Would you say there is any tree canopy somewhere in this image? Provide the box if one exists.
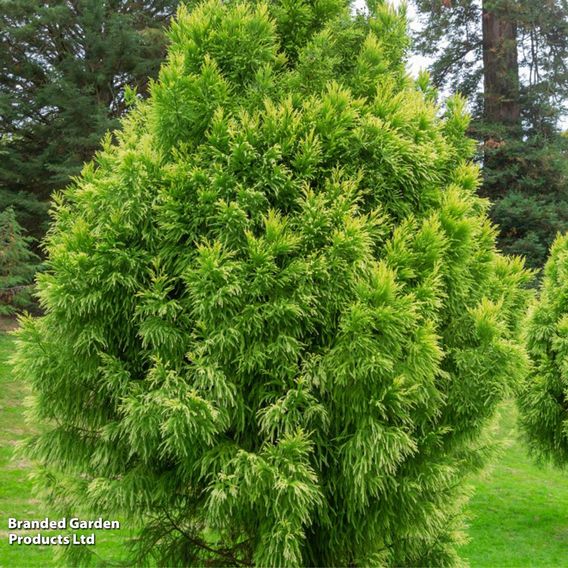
[0,0,180,236]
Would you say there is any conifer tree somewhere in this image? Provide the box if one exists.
[0,207,38,315]
[0,0,181,238]
[13,1,532,565]
[518,233,568,467]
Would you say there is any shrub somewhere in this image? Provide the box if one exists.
[518,233,568,467]
[13,1,532,566]
[0,206,38,315]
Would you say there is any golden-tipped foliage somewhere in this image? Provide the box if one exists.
[519,233,568,467]
[14,1,532,566]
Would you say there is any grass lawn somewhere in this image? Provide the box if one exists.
[0,329,567,567]
[460,403,568,567]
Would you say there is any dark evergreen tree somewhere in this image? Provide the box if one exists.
[0,207,38,315]
[14,1,532,566]
[518,233,568,467]
[411,0,568,270]
[0,0,181,237]
[485,130,568,265]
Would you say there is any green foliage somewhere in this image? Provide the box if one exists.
[13,1,533,566]
[0,207,38,315]
[0,0,181,238]
[518,233,568,467]
[0,187,50,242]
[481,128,568,271]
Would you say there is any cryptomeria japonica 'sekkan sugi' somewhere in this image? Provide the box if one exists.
[13,1,533,566]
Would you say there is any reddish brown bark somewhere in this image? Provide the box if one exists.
[482,0,521,126]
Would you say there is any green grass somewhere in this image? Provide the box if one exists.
[460,403,568,567]
[0,330,567,567]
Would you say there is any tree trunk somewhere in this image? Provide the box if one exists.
[480,0,521,200]
[482,0,520,126]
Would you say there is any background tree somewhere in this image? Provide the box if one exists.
[14,1,532,566]
[0,207,38,315]
[411,0,568,270]
[0,0,181,239]
[518,233,568,467]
